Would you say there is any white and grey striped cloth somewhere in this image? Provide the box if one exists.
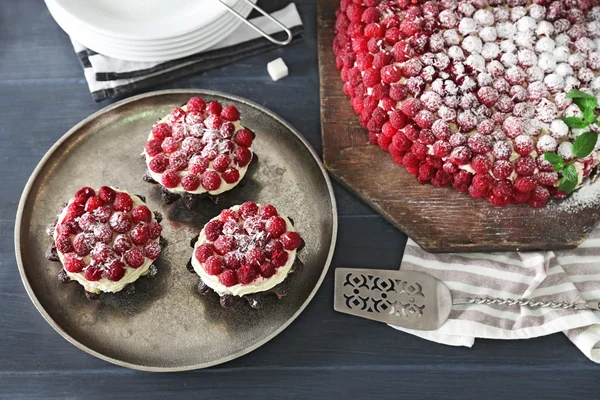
[393,229,600,363]
[70,3,304,102]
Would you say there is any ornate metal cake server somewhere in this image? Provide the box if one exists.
[334,268,600,331]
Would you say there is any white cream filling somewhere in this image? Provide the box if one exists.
[53,188,158,294]
[143,106,252,196]
[191,205,297,297]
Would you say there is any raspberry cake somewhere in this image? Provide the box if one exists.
[188,202,304,308]
[334,0,600,207]
[143,97,254,209]
[46,186,164,299]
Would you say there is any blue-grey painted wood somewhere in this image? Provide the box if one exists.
[0,0,597,399]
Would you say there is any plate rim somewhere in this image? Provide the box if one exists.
[14,89,338,372]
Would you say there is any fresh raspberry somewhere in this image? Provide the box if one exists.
[148,222,162,240]
[72,233,93,256]
[125,248,145,268]
[97,186,116,204]
[74,187,96,204]
[93,224,112,244]
[186,111,204,126]
[152,123,172,140]
[82,197,101,215]
[493,160,514,180]
[265,240,284,258]
[400,98,421,118]
[149,154,169,173]
[55,235,74,253]
[271,250,289,267]
[186,97,206,113]
[92,243,114,265]
[220,209,239,222]
[181,174,201,191]
[171,124,188,140]
[536,172,559,186]
[195,243,215,263]
[162,170,181,188]
[84,266,102,281]
[221,105,240,122]
[216,168,238,186]
[201,256,223,276]
[168,151,189,171]
[214,235,236,255]
[529,185,550,208]
[237,202,257,219]
[131,223,149,246]
[220,122,235,139]
[362,68,381,88]
[237,264,258,285]
[169,107,187,124]
[204,220,224,241]
[188,156,209,175]
[64,254,85,273]
[160,137,180,154]
[346,3,364,22]
[361,6,380,23]
[212,154,230,173]
[128,206,150,224]
[205,114,222,130]
[449,146,472,165]
[223,252,244,270]
[181,137,203,156]
[514,135,534,156]
[113,192,133,212]
[206,101,222,115]
[113,234,133,255]
[105,260,126,281]
[472,154,492,174]
[56,221,79,236]
[472,174,494,192]
[201,170,221,191]
[255,205,276,220]
[514,156,536,176]
[280,231,301,250]
[77,212,96,232]
[266,216,286,238]
[64,203,85,225]
[243,248,265,266]
[260,262,276,278]
[219,269,238,286]
[94,206,112,224]
[145,140,163,156]
[234,147,252,167]
[143,241,161,260]
[515,176,536,193]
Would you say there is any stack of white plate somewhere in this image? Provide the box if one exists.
[45,0,256,62]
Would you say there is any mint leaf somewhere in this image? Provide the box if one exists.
[584,107,597,123]
[558,164,579,194]
[574,97,598,114]
[553,162,565,172]
[563,117,589,129]
[566,89,597,101]
[544,153,562,165]
[573,131,598,159]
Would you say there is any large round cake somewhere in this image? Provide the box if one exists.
[334,0,600,207]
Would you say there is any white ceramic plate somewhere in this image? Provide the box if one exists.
[47,0,255,61]
[48,0,241,40]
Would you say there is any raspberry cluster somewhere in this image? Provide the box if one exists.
[53,186,162,284]
[194,202,302,289]
[144,97,253,194]
[334,0,600,207]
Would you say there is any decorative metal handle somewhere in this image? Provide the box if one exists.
[217,0,293,46]
[453,297,600,310]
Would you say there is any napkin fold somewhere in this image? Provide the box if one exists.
[392,227,600,363]
[70,3,304,102]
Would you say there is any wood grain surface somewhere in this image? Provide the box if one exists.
[317,0,600,253]
[0,0,598,399]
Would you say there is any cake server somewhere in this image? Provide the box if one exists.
[334,268,600,331]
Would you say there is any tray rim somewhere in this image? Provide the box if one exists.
[14,88,338,372]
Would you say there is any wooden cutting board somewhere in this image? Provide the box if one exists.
[317,0,600,253]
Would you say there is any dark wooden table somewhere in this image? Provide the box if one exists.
[0,1,597,398]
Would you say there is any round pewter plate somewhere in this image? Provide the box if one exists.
[15,89,337,371]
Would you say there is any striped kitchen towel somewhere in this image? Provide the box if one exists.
[69,3,304,102]
[392,227,600,363]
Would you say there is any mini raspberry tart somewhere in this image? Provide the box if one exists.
[143,97,254,209]
[334,0,600,207]
[188,202,304,308]
[46,186,164,299]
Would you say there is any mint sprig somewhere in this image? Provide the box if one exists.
[544,89,599,194]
